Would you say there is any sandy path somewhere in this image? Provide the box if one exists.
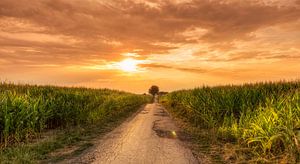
[67,103,198,164]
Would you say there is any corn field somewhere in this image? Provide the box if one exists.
[0,82,150,147]
[162,81,300,162]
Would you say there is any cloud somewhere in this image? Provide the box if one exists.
[1,0,300,92]
[140,63,208,74]
[1,0,299,59]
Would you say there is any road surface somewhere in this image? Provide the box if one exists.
[69,102,198,164]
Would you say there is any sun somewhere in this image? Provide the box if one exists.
[118,58,140,72]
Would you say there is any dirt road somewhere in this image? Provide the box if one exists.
[69,102,198,164]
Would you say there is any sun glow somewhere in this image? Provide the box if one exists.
[118,58,140,72]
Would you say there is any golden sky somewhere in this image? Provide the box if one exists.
[0,0,300,93]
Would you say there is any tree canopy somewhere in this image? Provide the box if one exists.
[148,85,159,96]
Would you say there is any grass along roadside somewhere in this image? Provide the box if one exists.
[0,83,150,163]
[163,105,253,163]
[0,83,149,146]
[161,102,227,163]
[0,104,147,163]
[161,81,300,163]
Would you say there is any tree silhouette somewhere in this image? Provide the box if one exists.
[148,85,159,98]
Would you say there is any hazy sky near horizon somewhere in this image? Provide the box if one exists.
[1,0,300,93]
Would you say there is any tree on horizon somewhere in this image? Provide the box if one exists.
[148,85,159,102]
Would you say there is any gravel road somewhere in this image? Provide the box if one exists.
[67,102,198,164]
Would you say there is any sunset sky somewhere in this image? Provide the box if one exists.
[1,0,300,93]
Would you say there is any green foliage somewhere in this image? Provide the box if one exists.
[162,81,300,161]
[0,82,150,147]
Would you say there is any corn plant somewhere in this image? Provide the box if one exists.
[162,81,300,161]
[0,82,150,147]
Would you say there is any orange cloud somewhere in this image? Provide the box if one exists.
[0,0,300,92]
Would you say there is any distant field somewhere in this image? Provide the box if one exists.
[162,81,300,163]
[0,83,150,147]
